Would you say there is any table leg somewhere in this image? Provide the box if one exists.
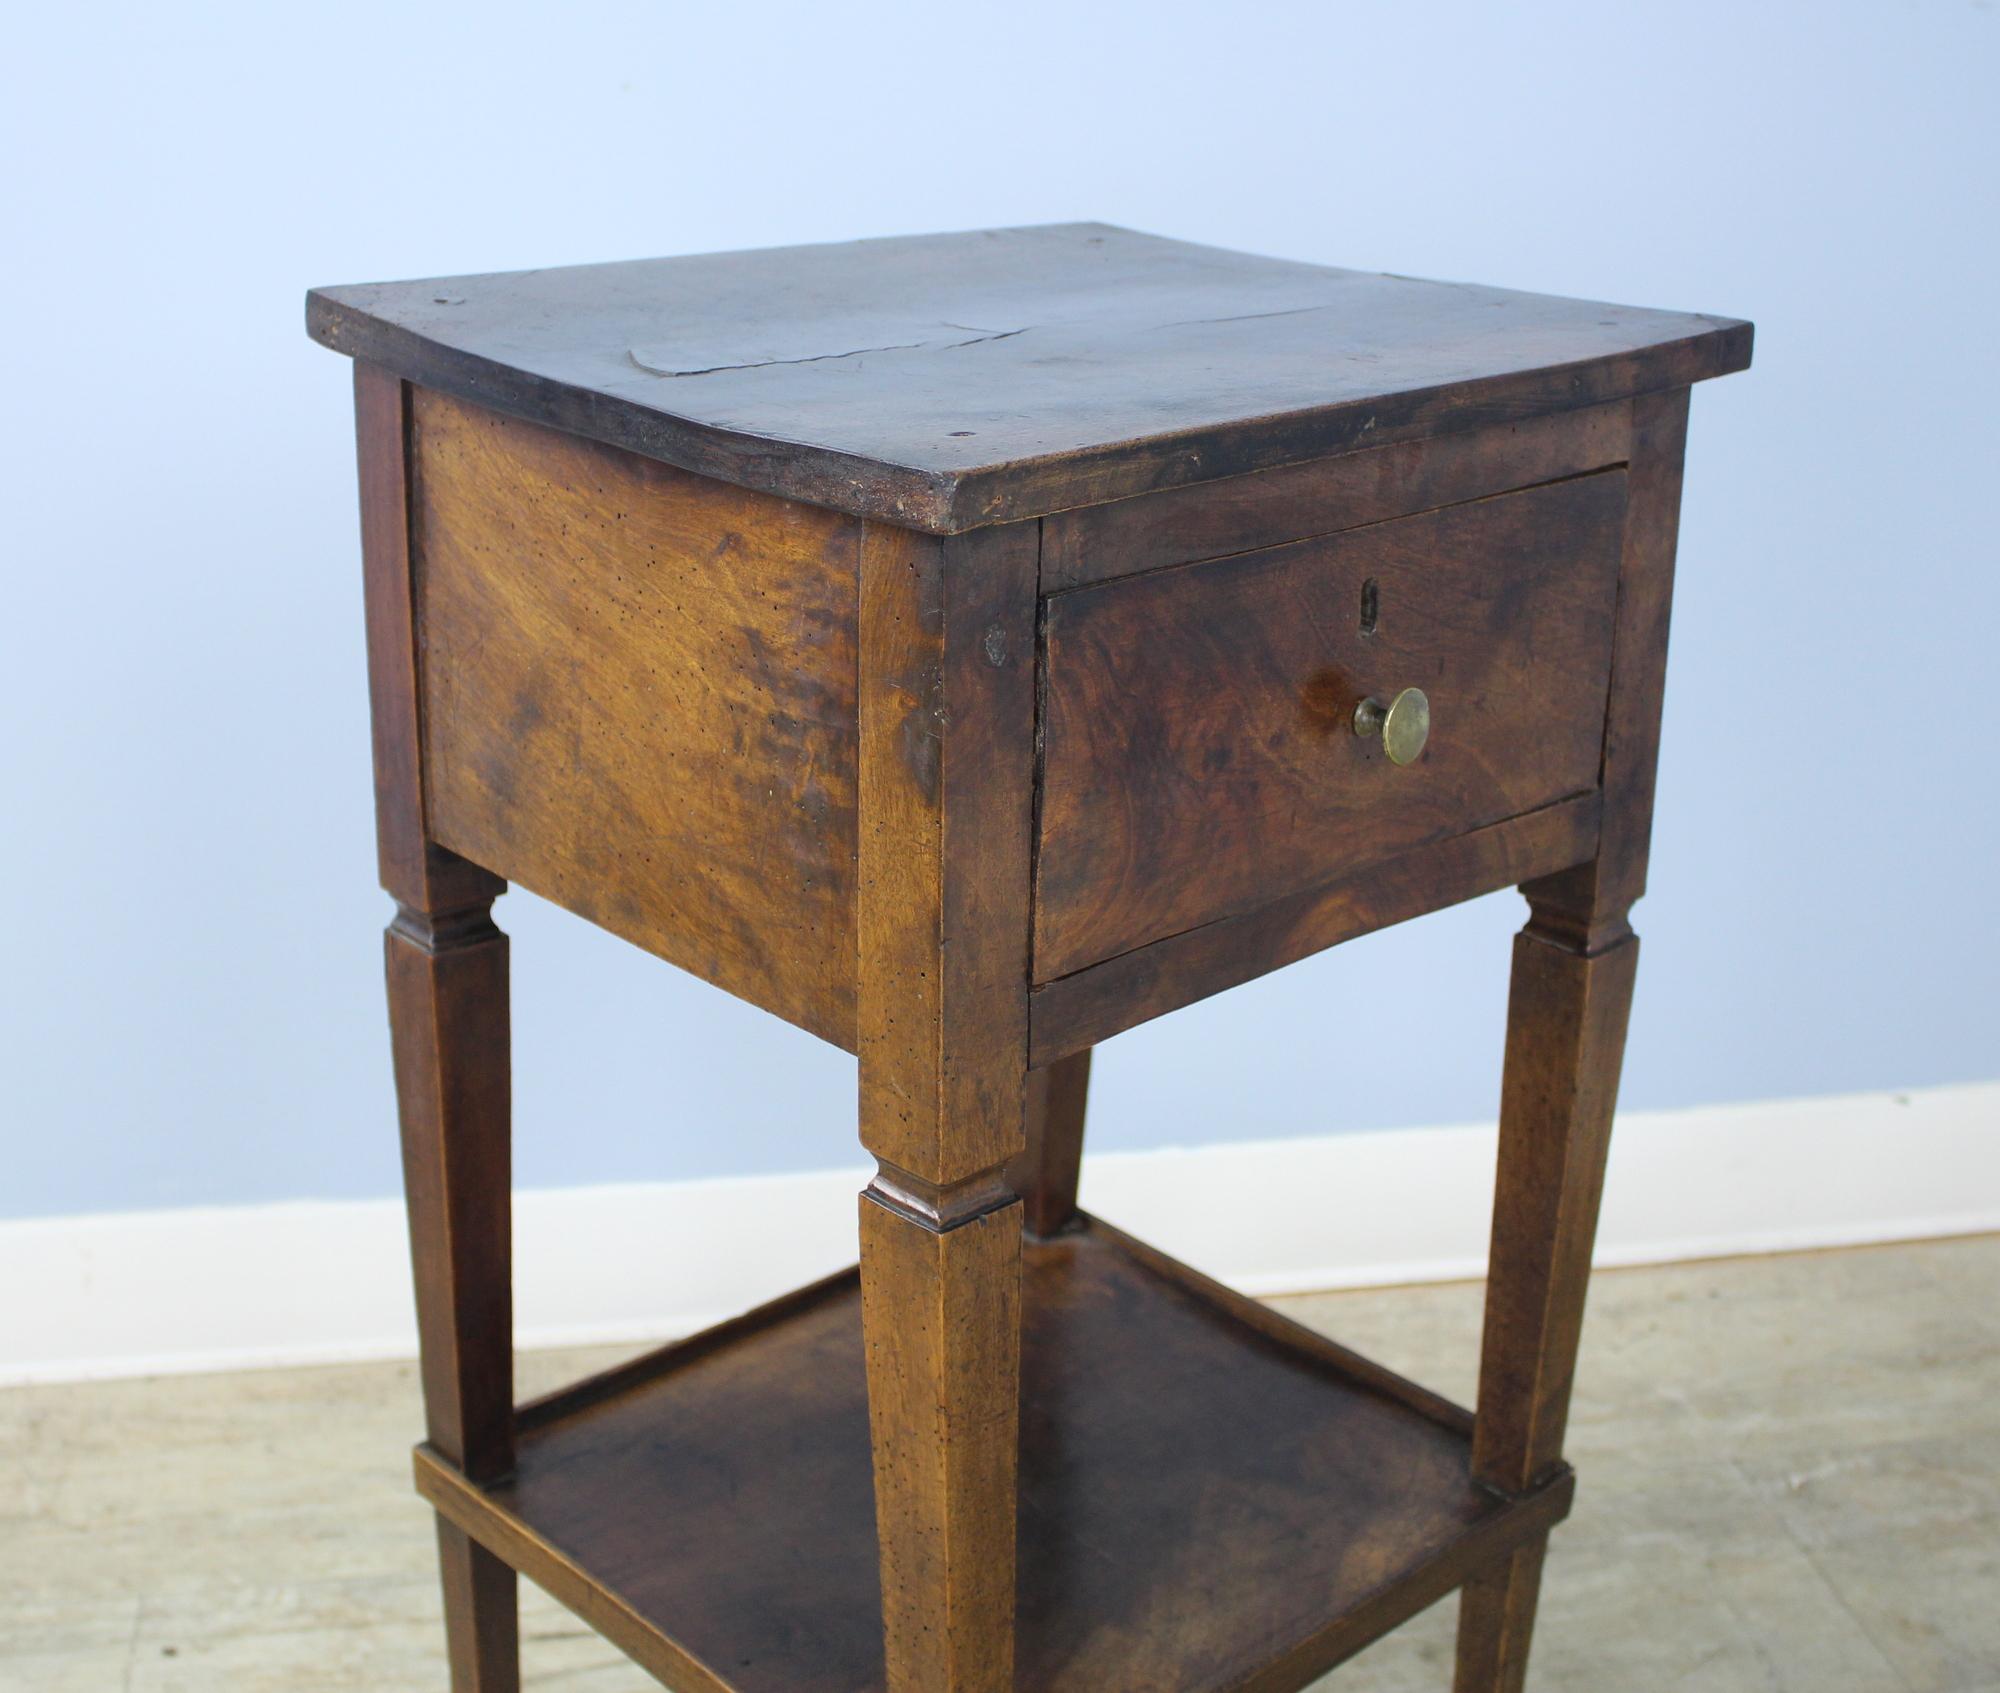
[387,899,518,1691]
[855,518,1039,1692]
[1456,1537,1550,1693]
[1007,1049,1093,1237]
[436,1516,519,1692]
[861,1176,1022,1693]
[1457,386,1688,1689]
[357,361,519,1691]
[1454,887,1638,1693]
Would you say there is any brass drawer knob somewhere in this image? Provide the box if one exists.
[1353,687,1431,766]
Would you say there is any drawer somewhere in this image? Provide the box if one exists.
[1033,471,1628,980]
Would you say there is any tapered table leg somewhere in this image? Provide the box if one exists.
[1007,1050,1093,1238]
[436,1516,520,1692]
[856,519,1038,1691]
[358,361,519,1691]
[1457,387,1690,1690]
[860,1178,1022,1693]
[1456,1537,1550,1693]
[387,899,519,1692]
[1454,891,1638,1693]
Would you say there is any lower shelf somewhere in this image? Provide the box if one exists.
[417,1216,1570,1693]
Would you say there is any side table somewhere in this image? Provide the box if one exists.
[307,224,1750,1693]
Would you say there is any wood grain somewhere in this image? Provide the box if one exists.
[1035,473,1627,980]
[308,224,1749,532]
[412,387,861,1048]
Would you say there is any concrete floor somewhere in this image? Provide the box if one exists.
[3,1235,1995,1691]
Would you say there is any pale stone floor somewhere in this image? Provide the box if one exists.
[3,1236,1996,1691]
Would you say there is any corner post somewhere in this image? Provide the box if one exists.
[355,362,520,1692]
[1456,389,1691,1693]
[856,517,1040,1693]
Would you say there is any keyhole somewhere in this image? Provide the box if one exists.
[1360,577,1380,636]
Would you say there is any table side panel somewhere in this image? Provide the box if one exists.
[1033,473,1629,982]
[411,389,861,1048]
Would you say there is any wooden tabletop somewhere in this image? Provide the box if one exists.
[308,223,1749,532]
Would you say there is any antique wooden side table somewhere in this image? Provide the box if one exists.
[307,225,1750,1693]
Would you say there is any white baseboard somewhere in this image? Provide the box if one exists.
[3,1082,1994,1385]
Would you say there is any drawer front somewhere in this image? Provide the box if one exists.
[1034,472,1628,980]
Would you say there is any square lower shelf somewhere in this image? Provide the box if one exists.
[416,1217,1571,1693]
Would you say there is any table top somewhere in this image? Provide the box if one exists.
[308,223,1749,533]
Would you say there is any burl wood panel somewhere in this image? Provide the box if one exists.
[1034,473,1628,981]
[410,388,861,1048]
[1028,795,1602,1066]
[418,1221,1571,1693]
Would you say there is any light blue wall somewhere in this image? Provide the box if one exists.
[2,0,1994,1220]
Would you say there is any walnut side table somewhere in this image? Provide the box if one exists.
[307,225,1750,1693]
